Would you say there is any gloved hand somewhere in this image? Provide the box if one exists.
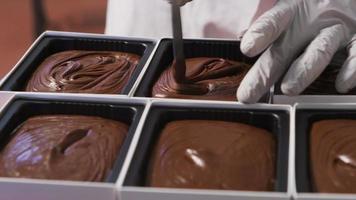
[166,0,192,6]
[237,0,356,103]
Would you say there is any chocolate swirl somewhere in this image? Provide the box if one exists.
[310,120,356,193]
[147,120,276,191]
[26,50,140,94]
[0,115,128,182]
[152,58,251,101]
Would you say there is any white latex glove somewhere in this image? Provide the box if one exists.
[166,0,192,6]
[237,0,356,103]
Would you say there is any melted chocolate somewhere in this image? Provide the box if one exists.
[26,50,140,94]
[0,115,128,182]
[147,120,276,191]
[311,120,356,193]
[152,58,251,101]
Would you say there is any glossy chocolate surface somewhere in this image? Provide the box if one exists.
[311,120,356,193]
[0,115,128,182]
[26,50,140,94]
[147,120,276,191]
[152,58,250,101]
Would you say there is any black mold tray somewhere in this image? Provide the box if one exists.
[124,103,289,192]
[295,108,356,192]
[0,33,155,95]
[134,38,268,102]
[0,96,145,183]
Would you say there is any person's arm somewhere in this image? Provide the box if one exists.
[238,0,356,103]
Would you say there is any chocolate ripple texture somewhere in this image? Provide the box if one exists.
[310,120,356,193]
[147,120,276,191]
[0,115,128,182]
[152,57,251,101]
[25,50,140,94]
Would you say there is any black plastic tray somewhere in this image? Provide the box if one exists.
[0,97,145,183]
[0,34,155,94]
[295,108,356,192]
[124,104,289,192]
[134,38,268,102]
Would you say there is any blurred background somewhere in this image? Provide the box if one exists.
[0,0,107,78]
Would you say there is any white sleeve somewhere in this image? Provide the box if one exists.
[105,0,276,39]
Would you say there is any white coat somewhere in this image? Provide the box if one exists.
[105,0,276,39]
